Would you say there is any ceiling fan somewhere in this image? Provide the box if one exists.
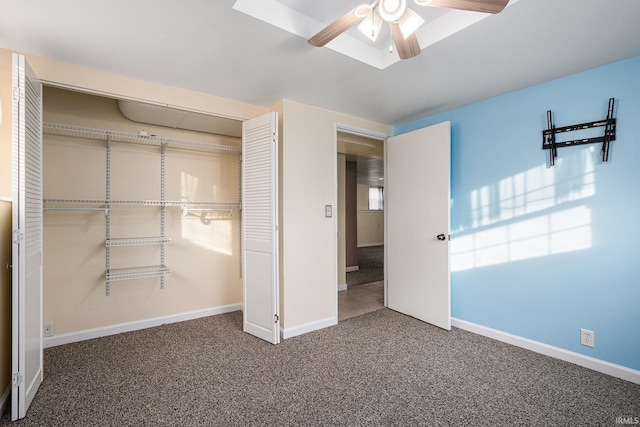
[308,0,509,60]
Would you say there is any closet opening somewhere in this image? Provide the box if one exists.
[41,86,245,346]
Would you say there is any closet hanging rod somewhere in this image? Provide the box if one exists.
[182,207,233,218]
[44,207,109,216]
[183,208,233,213]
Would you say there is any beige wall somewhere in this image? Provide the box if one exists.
[357,184,384,247]
[2,48,393,342]
[0,50,13,199]
[0,201,11,402]
[0,50,13,406]
[278,99,391,331]
[25,54,266,122]
[42,87,242,335]
[0,48,265,338]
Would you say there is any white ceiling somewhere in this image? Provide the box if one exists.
[1,0,640,126]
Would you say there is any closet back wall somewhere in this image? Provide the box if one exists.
[43,87,242,338]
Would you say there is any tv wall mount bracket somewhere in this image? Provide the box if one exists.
[542,97,616,166]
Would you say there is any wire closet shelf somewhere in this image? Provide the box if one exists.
[43,122,242,154]
[42,121,242,294]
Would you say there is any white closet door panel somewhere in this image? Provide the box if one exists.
[11,53,43,421]
[242,112,280,344]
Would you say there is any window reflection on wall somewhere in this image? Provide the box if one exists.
[452,146,596,272]
[180,172,233,255]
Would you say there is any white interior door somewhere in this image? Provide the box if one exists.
[385,121,451,330]
[242,112,280,344]
[11,53,44,420]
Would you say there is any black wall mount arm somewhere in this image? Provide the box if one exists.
[542,98,616,166]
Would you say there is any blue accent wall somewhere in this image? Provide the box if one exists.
[396,56,640,371]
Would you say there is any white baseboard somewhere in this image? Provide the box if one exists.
[281,316,338,340]
[44,304,242,348]
[451,318,640,385]
[338,283,348,291]
[357,243,384,248]
[346,266,359,272]
[0,384,9,417]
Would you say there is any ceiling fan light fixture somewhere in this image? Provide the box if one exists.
[413,0,433,5]
[397,7,425,39]
[353,3,373,18]
[378,0,407,22]
[357,10,384,42]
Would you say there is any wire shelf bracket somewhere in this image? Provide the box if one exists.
[542,98,616,167]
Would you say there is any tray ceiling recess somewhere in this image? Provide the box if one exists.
[232,0,520,69]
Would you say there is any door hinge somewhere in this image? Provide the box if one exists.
[13,229,24,245]
[12,86,23,103]
[274,314,279,323]
[12,371,23,388]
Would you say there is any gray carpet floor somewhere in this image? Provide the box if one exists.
[2,309,639,426]
[347,246,384,286]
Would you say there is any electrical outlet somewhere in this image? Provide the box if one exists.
[580,328,594,348]
[43,322,54,338]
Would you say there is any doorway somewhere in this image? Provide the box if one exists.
[336,131,386,321]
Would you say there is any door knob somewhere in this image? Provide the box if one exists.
[436,234,446,241]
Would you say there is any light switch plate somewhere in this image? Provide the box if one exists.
[325,205,332,218]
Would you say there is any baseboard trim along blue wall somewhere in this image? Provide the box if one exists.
[396,55,640,372]
[452,318,639,385]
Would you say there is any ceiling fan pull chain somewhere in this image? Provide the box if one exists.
[371,8,376,37]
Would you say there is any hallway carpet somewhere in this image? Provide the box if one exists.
[347,245,384,286]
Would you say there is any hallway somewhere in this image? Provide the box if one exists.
[339,245,385,321]
[338,281,384,321]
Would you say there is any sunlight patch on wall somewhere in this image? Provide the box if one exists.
[452,147,596,272]
[469,147,595,229]
[452,206,591,271]
[180,172,232,255]
[181,217,233,256]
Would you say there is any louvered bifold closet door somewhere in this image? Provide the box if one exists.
[11,53,44,420]
[242,112,280,344]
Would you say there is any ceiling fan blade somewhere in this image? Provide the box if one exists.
[389,22,421,60]
[308,8,367,47]
[426,0,509,14]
